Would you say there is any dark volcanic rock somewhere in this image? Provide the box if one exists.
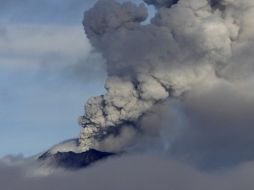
[38,149,115,169]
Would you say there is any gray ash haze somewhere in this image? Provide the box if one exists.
[79,0,254,169]
[2,0,254,189]
[2,154,254,190]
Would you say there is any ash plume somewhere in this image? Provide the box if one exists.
[78,0,254,166]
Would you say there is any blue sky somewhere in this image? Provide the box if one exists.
[0,0,155,157]
[0,0,103,157]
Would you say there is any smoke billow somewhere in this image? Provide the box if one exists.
[78,0,254,167]
[3,154,254,190]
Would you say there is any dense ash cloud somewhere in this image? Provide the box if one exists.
[2,154,254,190]
[77,0,254,170]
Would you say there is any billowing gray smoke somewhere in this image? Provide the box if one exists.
[78,0,254,158]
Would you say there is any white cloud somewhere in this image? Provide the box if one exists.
[0,24,92,63]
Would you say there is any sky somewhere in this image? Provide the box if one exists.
[0,0,155,157]
[0,0,103,157]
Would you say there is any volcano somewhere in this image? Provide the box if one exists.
[38,139,115,169]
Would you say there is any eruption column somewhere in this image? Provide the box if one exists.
[78,0,251,152]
